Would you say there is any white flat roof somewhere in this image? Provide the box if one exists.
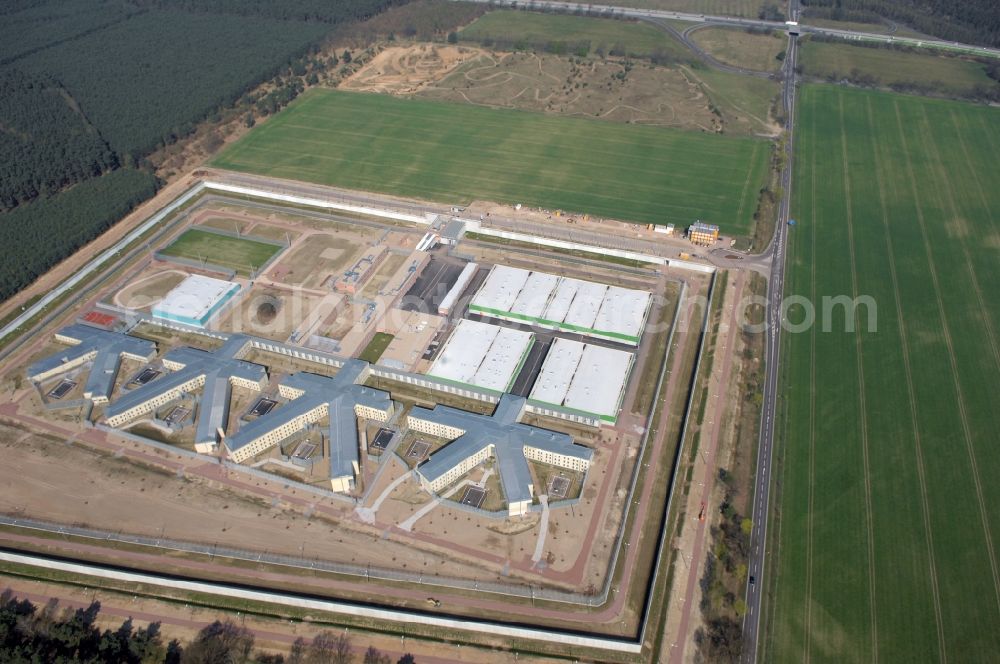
[473,327,533,391]
[152,274,238,324]
[470,265,530,313]
[530,338,634,421]
[593,286,652,339]
[529,337,584,405]
[563,281,607,331]
[543,278,579,325]
[429,319,533,392]
[428,319,499,385]
[510,271,559,319]
[468,265,651,343]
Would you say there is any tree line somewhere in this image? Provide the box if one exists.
[0,590,418,663]
[801,0,1000,48]
[131,0,409,25]
[803,34,1000,102]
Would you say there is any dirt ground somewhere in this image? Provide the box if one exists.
[113,269,188,311]
[346,44,722,133]
[342,44,484,94]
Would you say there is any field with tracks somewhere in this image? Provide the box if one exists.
[766,85,1000,662]
[212,89,768,233]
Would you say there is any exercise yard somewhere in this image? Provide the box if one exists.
[159,228,283,277]
[212,89,769,234]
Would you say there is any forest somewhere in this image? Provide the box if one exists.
[0,0,404,304]
[0,169,157,301]
[0,68,119,208]
[801,0,1000,48]
[0,589,417,663]
[132,0,409,24]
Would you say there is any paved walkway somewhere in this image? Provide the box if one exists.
[355,466,412,525]
[531,495,550,566]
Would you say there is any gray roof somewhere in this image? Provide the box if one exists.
[441,219,466,241]
[105,335,266,445]
[414,394,591,506]
[225,360,390,479]
[28,324,156,401]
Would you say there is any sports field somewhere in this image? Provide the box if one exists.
[766,85,1000,662]
[212,89,770,234]
[160,228,282,276]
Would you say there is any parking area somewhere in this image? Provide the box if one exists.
[401,256,468,313]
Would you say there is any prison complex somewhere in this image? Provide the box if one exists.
[411,394,592,516]
[468,265,651,345]
[224,360,392,492]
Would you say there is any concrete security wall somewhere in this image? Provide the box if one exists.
[204,182,432,226]
[465,221,667,266]
[0,549,640,653]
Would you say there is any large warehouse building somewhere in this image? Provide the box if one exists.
[152,274,241,328]
[529,338,635,424]
[467,265,651,345]
[427,319,533,393]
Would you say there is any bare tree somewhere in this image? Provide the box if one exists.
[363,645,390,664]
[305,631,352,664]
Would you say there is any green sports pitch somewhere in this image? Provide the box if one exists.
[765,85,1000,663]
[159,228,282,276]
[211,89,769,235]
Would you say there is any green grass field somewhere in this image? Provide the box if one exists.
[459,11,692,60]
[800,40,995,95]
[159,228,282,276]
[358,332,394,364]
[766,85,1000,662]
[689,26,786,72]
[212,89,769,234]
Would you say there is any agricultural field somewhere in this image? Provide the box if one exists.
[159,229,283,276]
[458,11,693,61]
[798,40,997,96]
[213,89,770,233]
[689,26,786,72]
[766,85,1000,662]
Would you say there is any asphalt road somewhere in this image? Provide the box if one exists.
[455,0,1000,58]
[740,13,799,663]
[642,17,775,79]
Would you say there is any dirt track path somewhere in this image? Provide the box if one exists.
[666,270,746,663]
